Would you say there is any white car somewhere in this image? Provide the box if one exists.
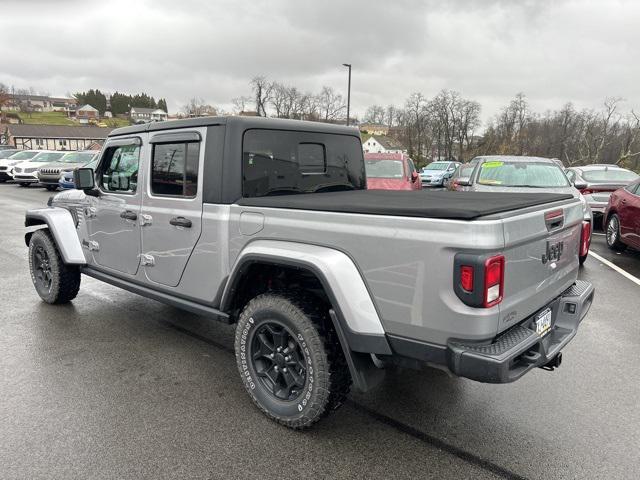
[12,151,67,186]
[0,150,40,182]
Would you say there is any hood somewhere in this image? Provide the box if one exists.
[0,158,25,167]
[367,177,413,190]
[38,161,80,172]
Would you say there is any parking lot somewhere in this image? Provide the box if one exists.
[1,183,638,480]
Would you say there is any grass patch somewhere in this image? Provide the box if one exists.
[18,111,76,125]
[17,111,131,127]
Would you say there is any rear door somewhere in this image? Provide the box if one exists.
[140,129,205,287]
[86,136,144,275]
[620,182,640,247]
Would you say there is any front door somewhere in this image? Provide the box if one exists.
[621,183,640,248]
[85,137,144,275]
[140,130,204,287]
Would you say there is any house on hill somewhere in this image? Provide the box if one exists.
[362,135,406,154]
[130,107,168,123]
[76,104,99,123]
[1,124,112,151]
[359,123,389,136]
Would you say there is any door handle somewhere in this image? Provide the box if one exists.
[169,216,192,228]
[120,210,138,221]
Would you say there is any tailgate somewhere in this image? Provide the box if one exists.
[497,199,583,335]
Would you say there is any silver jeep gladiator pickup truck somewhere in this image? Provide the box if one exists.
[25,116,594,429]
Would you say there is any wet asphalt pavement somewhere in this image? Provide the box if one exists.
[1,184,639,480]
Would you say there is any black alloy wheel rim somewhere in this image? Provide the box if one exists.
[251,322,307,401]
[607,216,618,246]
[33,245,53,292]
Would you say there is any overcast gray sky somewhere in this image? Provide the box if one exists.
[1,0,639,123]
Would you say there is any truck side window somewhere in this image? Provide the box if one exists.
[101,144,140,193]
[151,142,199,197]
[242,129,365,197]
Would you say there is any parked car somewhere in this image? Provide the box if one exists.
[0,148,19,159]
[565,165,639,222]
[25,116,593,429]
[0,145,16,150]
[456,156,593,264]
[37,151,98,191]
[420,160,460,187]
[59,156,99,189]
[12,151,66,186]
[448,162,478,191]
[364,152,421,190]
[0,150,40,182]
[604,179,640,251]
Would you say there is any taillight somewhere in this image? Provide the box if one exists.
[460,265,474,292]
[484,255,505,308]
[580,221,591,257]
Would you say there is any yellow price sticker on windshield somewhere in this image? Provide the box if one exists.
[482,161,503,169]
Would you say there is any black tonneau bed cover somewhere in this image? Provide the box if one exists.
[237,190,574,220]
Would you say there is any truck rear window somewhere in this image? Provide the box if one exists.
[242,129,365,197]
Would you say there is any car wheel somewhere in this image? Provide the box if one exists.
[28,229,81,304]
[19,182,30,187]
[45,185,58,191]
[605,214,626,251]
[234,292,351,429]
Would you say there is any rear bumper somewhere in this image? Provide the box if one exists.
[447,280,594,383]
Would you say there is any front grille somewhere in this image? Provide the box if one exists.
[0,166,6,171]
[14,167,22,173]
[40,168,61,175]
[25,167,38,173]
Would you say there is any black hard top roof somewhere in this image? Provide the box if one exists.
[109,116,360,138]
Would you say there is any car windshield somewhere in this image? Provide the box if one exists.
[60,152,96,164]
[0,150,18,159]
[423,162,449,171]
[30,152,66,163]
[8,151,38,161]
[477,161,570,187]
[365,159,404,178]
[581,168,639,183]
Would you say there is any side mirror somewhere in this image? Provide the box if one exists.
[411,171,419,182]
[73,168,99,196]
[456,177,471,187]
[573,180,587,190]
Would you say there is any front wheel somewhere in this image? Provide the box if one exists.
[234,292,351,429]
[19,182,30,187]
[45,185,57,191]
[28,229,81,304]
[606,214,626,251]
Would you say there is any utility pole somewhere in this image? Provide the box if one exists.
[342,63,351,126]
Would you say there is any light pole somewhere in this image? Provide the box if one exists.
[342,63,351,126]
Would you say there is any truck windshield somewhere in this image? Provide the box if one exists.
[242,129,365,197]
[477,161,569,187]
[365,159,404,178]
[423,162,448,171]
[581,168,639,183]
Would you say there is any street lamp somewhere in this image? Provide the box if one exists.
[342,63,351,126]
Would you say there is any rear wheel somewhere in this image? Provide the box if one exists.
[28,229,81,304]
[234,292,351,429]
[606,214,626,251]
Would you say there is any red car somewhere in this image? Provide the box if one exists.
[364,153,421,190]
[604,179,640,251]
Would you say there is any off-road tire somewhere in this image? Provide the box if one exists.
[605,214,626,252]
[28,229,81,304]
[234,292,351,429]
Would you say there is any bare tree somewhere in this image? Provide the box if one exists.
[316,86,346,122]
[232,95,252,114]
[363,105,385,124]
[250,76,273,117]
[183,97,215,117]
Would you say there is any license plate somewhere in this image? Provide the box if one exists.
[535,308,552,336]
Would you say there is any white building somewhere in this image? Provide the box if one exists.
[362,135,406,154]
[130,107,168,123]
